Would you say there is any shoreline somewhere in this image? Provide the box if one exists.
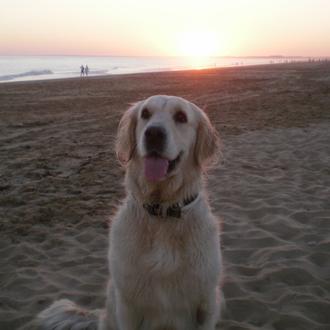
[0,58,321,85]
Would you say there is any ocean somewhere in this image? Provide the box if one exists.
[0,55,311,83]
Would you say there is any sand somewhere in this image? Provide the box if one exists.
[0,62,329,329]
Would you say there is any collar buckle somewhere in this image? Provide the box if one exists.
[166,203,181,218]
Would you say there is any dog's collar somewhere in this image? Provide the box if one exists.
[143,194,199,219]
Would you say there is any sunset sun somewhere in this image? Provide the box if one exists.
[177,31,219,57]
[176,30,221,69]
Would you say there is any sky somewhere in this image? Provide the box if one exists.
[1,0,330,57]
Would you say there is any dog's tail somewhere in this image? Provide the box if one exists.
[36,299,103,330]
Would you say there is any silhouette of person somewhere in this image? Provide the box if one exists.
[85,65,89,76]
[80,65,85,77]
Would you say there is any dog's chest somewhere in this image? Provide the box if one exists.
[131,219,201,276]
[133,223,202,304]
[111,210,221,317]
[141,230,186,275]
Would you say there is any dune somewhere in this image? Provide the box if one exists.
[0,62,329,329]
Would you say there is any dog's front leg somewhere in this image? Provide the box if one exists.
[116,293,143,330]
[195,295,220,330]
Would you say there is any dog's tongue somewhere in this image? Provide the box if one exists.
[144,156,169,182]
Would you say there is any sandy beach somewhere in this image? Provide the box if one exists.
[0,62,329,329]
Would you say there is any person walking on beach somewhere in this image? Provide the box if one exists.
[80,65,85,77]
[85,65,89,76]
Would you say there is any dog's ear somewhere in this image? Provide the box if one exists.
[116,103,139,165]
[194,109,220,168]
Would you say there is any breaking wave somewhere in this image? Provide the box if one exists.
[0,69,53,81]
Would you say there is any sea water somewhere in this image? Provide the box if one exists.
[0,55,312,83]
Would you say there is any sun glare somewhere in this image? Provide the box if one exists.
[176,31,220,69]
[178,31,218,57]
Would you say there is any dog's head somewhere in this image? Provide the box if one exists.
[116,95,219,186]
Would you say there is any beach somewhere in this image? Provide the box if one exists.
[0,62,329,329]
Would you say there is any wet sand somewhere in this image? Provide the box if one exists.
[0,62,329,329]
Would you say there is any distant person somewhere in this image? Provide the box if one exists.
[85,65,89,76]
[80,65,85,77]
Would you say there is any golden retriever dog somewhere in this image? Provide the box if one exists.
[37,95,223,330]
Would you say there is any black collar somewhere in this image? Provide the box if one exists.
[143,194,198,219]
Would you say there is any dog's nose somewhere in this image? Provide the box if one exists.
[144,126,166,153]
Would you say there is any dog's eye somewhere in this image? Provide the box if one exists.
[141,108,151,120]
[174,111,187,123]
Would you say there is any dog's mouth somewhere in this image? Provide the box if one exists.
[144,151,183,182]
